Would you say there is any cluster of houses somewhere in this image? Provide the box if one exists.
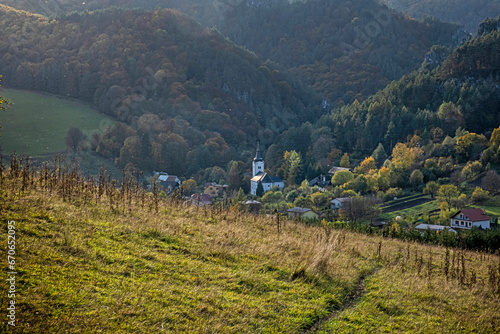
[154,144,496,230]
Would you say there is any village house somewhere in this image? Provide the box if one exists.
[250,143,284,195]
[204,182,228,199]
[308,174,331,189]
[155,172,181,192]
[450,208,491,229]
[189,193,212,206]
[286,207,319,221]
[331,197,350,211]
[243,200,262,214]
[371,221,387,229]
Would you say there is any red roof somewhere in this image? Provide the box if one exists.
[459,209,491,222]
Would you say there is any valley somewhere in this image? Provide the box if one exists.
[1,1,500,332]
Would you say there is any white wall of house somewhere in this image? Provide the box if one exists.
[473,220,491,229]
[451,217,491,229]
[331,199,342,209]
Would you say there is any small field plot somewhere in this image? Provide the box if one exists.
[378,195,439,222]
[0,89,114,157]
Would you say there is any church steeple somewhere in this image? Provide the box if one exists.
[252,142,265,177]
[254,141,263,162]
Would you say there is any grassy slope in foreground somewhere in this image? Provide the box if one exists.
[0,170,499,333]
[0,89,114,157]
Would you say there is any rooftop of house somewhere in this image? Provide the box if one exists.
[415,224,456,233]
[287,207,316,214]
[244,200,262,205]
[331,197,351,203]
[455,208,491,222]
[204,182,228,189]
[191,193,212,203]
[328,166,350,174]
[156,172,179,183]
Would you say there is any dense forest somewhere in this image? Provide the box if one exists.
[1,1,500,188]
[380,0,500,33]
[261,21,500,183]
[0,0,247,27]
[0,0,462,108]
[220,0,460,106]
[0,5,323,176]
[0,1,465,180]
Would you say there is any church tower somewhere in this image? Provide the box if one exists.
[252,142,265,177]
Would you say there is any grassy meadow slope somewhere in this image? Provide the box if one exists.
[1,164,499,332]
[0,89,114,157]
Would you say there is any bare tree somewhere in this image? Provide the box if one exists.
[482,170,500,195]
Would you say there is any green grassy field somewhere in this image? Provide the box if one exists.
[472,196,500,217]
[0,89,114,157]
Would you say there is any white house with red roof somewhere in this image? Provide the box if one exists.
[451,208,491,229]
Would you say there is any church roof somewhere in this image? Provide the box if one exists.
[251,173,272,183]
[251,173,283,184]
[269,176,283,183]
[254,142,263,161]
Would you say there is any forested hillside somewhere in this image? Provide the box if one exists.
[0,0,244,27]
[220,0,460,106]
[0,1,495,181]
[258,16,500,177]
[263,19,500,177]
[0,5,321,176]
[1,0,462,108]
[380,0,500,34]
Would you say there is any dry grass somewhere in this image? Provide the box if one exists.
[0,165,499,333]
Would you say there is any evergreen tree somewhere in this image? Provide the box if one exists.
[235,187,247,202]
[372,143,387,167]
[256,182,264,197]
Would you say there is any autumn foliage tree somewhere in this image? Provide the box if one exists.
[391,143,423,171]
[437,184,461,209]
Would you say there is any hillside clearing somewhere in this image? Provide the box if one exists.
[0,89,114,157]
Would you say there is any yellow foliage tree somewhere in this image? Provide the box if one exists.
[391,143,423,170]
[354,156,377,174]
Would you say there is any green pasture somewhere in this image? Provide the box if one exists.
[472,196,500,217]
[0,89,114,157]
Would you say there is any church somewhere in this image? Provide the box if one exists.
[250,143,284,196]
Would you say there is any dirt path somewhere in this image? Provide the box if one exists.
[303,266,381,333]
